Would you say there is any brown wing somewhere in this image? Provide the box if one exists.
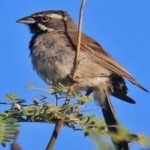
[67,31,148,92]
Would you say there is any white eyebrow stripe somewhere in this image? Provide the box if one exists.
[47,14,63,19]
[48,14,68,20]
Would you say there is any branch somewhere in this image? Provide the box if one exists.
[1,96,150,149]
[45,92,64,150]
[46,86,77,149]
[72,0,87,80]
[46,120,63,150]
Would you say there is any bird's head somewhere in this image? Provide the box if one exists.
[16,10,76,34]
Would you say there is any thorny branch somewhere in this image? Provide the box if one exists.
[1,93,149,149]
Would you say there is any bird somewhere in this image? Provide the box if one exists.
[16,10,148,150]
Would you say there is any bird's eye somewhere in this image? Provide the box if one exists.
[41,16,49,23]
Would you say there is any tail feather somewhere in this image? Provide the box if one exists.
[110,74,136,104]
[94,87,129,150]
[112,93,136,104]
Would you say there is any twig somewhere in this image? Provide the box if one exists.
[64,0,86,104]
[11,131,22,150]
[54,92,59,106]
[46,120,63,150]
[46,92,62,150]
[46,88,72,150]
[64,86,72,104]
[72,0,87,80]
[80,107,100,112]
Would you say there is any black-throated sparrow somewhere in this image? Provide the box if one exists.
[17,10,148,150]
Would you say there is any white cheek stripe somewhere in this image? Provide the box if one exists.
[37,23,54,31]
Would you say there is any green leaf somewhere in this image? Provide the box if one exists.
[80,115,106,135]
[0,116,20,147]
[134,134,150,148]
[5,94,19,103]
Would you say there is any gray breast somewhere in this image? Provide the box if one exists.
[30,32,75,85]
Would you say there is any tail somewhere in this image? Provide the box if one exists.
[94,87,129,150]
[110,74,136,104]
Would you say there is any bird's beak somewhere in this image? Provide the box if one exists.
[16,16,36,24]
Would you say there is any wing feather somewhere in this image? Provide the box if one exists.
[67,32,148,92]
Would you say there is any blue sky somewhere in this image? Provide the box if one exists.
[0,0,150,150]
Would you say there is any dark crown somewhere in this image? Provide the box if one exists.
[31,10,70,18]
